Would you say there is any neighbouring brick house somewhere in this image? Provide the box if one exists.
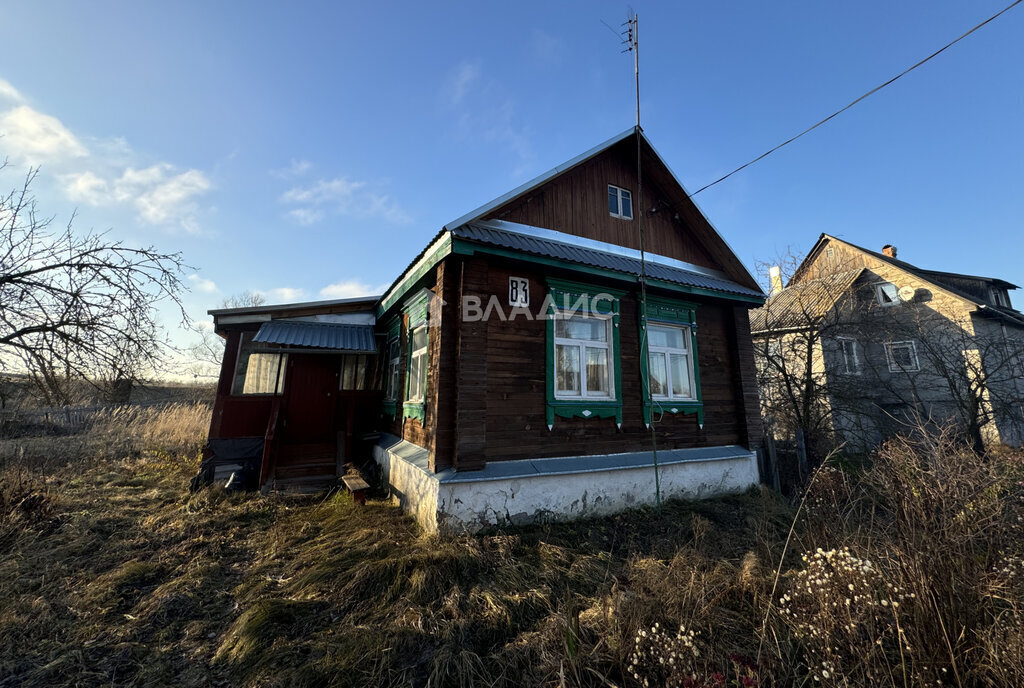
[751,234,1024,453]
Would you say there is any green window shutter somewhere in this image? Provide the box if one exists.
[545,278,625,430]
[639,294,703,428]
[402,290,432,422]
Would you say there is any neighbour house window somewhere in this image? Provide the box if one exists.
[885,340,920,373]
[231,332,287,395]
[647,324,696,400]
[875,282,899,307]
[992,288,1010,308]
[339,354,370,391]
[406,325,428,403]
[608,184,633,220]
[554,313,614,399]
[545,279,624,429]
[837,337,859,375]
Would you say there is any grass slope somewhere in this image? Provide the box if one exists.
[0,455,794,687]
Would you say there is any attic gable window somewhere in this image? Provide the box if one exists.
[608,184,633,220]
[875,282,899,307]
[992,288,1010,308]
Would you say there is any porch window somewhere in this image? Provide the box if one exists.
[406,325,428,403]
[647,324,695,400]
[339,354,370,391]
[231,332,287,395]
[885,340,920,372]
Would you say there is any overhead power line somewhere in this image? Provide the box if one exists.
[690,0,1024,197]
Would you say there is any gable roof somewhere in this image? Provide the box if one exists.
[794,233,1024,326]
[381,127,761,312]
[750,269,863,334]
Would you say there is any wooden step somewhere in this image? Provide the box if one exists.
[273,476,335,495]
[275,462,337,480]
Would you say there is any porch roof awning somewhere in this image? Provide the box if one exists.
[252,320,376,352]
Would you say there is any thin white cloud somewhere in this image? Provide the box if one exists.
[442,61,535,177]
[446,61,481,105]
[0,105,88,164]
[0,77,212,234]
[281,177,364,205]
[272,158,312,178]
[319,279,386,299]
[188,274,219,294]
[0,78,24,104]
[280,176,411,226]
[261,287,306,303]
[529,29,563,65]
[63,164,212,234]
[287,207,324,226]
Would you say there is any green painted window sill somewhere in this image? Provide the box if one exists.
[403,402,425,423]
[546,400,623,429]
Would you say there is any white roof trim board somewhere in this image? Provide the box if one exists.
[477,219,733,280]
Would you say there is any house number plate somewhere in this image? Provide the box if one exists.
[508,276,529,307]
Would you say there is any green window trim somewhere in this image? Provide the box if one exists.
[381,316,401,418]
[545,278,624,430]
[639,295,704,428]
[402,290,432,423]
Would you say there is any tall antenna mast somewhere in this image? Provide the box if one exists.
[623,12,662,507]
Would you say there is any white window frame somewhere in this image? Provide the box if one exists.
[406,322,428,404]
[384,337,401,401]
[553,311,615,400]
[837,337,859,375]
[607,184,633,220]
[885,340,920,373]
[647,323,697,401]
[874,282,899,307]
[231,332,287,396]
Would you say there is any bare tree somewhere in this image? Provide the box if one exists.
[750,251,867,460]
[187,290,266,378]
[0,166,188,405]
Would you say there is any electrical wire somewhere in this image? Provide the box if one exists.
[690,0,1024,197]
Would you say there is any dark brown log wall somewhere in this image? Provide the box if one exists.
[484,141,721,270]
[447,254,755,465]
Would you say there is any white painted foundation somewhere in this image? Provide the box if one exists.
[373,435,759,533]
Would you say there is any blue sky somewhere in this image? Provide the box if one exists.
[2,1,1022,352]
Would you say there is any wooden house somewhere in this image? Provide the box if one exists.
[750,234,1024,454]
[204,128,767,531]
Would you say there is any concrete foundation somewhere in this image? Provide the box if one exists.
[373,434,760,533]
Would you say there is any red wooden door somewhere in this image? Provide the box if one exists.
[282,354,338,447]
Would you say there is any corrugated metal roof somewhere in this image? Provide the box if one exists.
[253,320,376,351]
[450,221,764,300]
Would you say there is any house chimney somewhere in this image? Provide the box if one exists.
[882,244,897,258]
[768,265,784,296]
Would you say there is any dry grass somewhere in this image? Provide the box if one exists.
[0,402,209,473]
[2,407,1023,687]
